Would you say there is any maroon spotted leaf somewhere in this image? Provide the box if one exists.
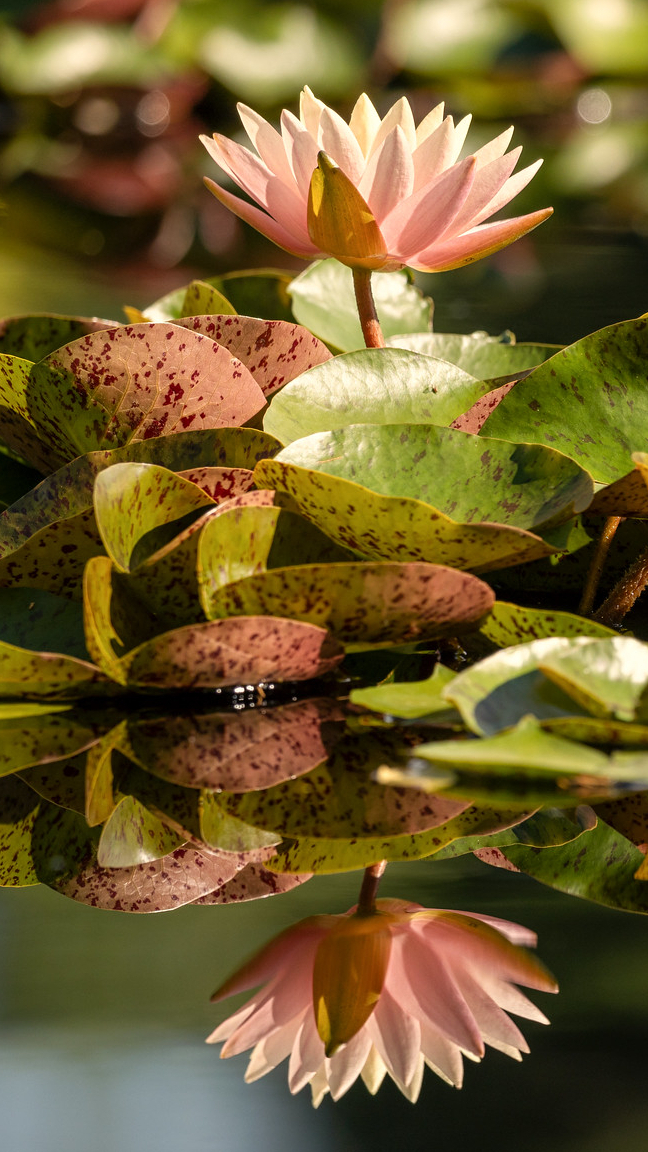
[192,864,312,904]
[175,315,331,397]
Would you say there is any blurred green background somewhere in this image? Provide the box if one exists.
[0,3,647,1149]
[0,0,647,339]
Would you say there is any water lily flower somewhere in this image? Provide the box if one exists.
[201,88,552,273]
[207,899,557,1105]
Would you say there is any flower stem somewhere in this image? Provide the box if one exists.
[593,545,648,627]
[357,861,387,915]
[352,268,386,348]
[579,515,623,615]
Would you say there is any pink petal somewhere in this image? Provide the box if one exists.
[391,1052,425,1103]
[318,106,366,183]
[360,1045,388,1095]
[383,155,477,259]
[369,988,421,1088]
[236,103,297,189]
[244,1008,308,1082]
[211,917,331,1003]
[472,126,515,168]
[419,914,558,993]
[309,1065,330,1109]
[326,1029,373,1100]
[471,159,543,226]
[415,101,445,145]
[457,968,530,1054]
[349,93,382,155]
[203,178,319,258]
[370,96,417,156]
[201,133,285,213]
[408,207,553,271]
[358,125,415,220]
[448,147,523,234]
[281,110,320,198]
[221,997,283,1057]
[288,1016,326,1094]
[411,116,458,191]
[300,85,325,137]
[207,998,257,1045]
[392,933,485,1057]
[481,977,552,1025]
[419,1021,465,1087]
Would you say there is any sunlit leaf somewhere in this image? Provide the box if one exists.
[387,331,558,376]
[97,794,186,868]
[350,663,458,720]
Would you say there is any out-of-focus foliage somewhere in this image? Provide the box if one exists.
[0,0,646,334]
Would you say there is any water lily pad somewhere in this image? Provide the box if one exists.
[272,424,593,532]
[495,819,648,913]
[198,504,354,602]
[177,280,236,318]
[175,314,331,398]
[263,349,488,445]
[94,462,216,571]
[432,805,596,859]
[20,750,86,814]
[200,794,282,854]
[175,467,255,502]
[0,775,41,886]
[289,259,431,351]
[0,638,113,698]
[480,600,616,648]
[444,636,599,736]
[33,323,266,468]
[482,316,648,484]
[537,636,648,722]
[387,332,558,376]
[253,460,556,572]
[204,560,495,645]
[350,664,459,720]
[0,314,117,361]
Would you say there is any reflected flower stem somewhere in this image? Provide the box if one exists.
[352,268,386,349]
[357,860,388,914]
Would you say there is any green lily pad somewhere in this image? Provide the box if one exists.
[0,314,117,361]
[176,314,331,398]
[200,793,282,854]
[272,424,593,533]
[480,600,616,648]
[433,805,597,859]
[289,259,432,351]
[0,775,41,885]
[444,636,598,736]
[0,705,104,774]
[386,331,559,376]
[198,504,354,602]
[350,663,458,720]
[204,560,495,646]
[263,349,488,445]
[208,270,295,322]
[538,636,648,722]
[482,316,648,484]
[94,462,216,572]
[177,280,236,318]
[254,459,556,572]
[0,587,89,659]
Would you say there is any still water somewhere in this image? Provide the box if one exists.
[1,855,647,1152]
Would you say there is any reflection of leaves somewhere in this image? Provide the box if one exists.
[125,698,345,791]
[97,794,186,868]
[193,864,311,904]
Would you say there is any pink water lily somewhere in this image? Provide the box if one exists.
[208,899,557,1106]
[201,88,551,273]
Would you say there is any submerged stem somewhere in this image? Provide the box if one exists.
[352,267,386,348]
[357,861,387,915]
[594,545,648,627]
[580,515,623,615]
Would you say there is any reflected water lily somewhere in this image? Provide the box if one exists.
[208,898,557,1105]
[201,87,552,272]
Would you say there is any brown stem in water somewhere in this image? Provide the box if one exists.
[579,515,624,615]
[352,268,386,348]
[357,861,387,915]
[593,545,648,627]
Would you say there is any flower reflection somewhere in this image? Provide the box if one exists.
[201,88,552,272]
[208,899,557,1105]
